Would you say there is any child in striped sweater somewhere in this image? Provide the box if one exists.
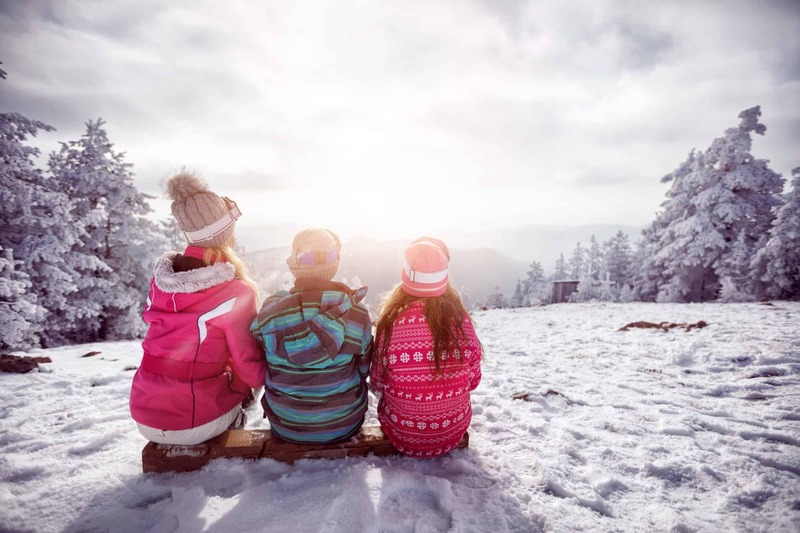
[370,237,482,457]
[250,228,373,444]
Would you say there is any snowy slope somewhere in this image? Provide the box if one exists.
[1,302,798,533]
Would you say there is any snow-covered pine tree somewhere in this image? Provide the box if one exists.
[19,169,105,347]
[156,216,185,252]
[602,230,632,299]
[752,167,800,300]
[633,151,698,302]
[655,151,726,302]
[510,280,526,308]
[0,247,42,351]
[603,231,632,285]
[649,107,783,302]
[706,107,783,295]
[570,273,598,302]
[631,224,662,302]
[718,231,755,302]
[571,234,614,302]
[0,110,83,348]
[568,242,586,280]
[0,113,52,346]
[48,119,156,340]
[553,253,568,280]
[482,287,507,309]
[618,283,635,303]
[524,260,549,305]
[586,235,602,281]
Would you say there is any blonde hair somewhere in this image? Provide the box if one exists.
[203,245,260,301]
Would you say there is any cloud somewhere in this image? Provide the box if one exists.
[2,0,798,228]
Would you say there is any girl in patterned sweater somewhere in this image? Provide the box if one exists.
[370,237,482,457]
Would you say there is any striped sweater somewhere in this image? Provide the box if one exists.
[250,280,373,443]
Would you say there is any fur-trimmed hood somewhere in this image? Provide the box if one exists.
[134,252,267,432]
[153,252,235,294]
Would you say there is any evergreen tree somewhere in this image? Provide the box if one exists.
[618,284,635,303]
[631,226,660,302]
[752,167,800,299]
[482,287,508,309]
[571,274,599,302]
[586,235,602,281]
[49,119,155,340]
[553,253,568,280]
[633,152,698,302]
[0,111,75,348]
[510,280,525,308]
[0,247,42,350]
[603,230,633,288]
[718,231,755,302]
[156,216,185,252]
[0,113,54,257]
[573,237,612,301]
[648,107,783,302]
[568,242,586,279]
[524,260,549,305]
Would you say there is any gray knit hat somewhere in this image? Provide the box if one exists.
[165,171,241,248]
[286,228,341,282]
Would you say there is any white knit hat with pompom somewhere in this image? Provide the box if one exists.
[165,171,240,248]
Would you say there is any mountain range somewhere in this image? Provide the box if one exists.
[242,223,643,307]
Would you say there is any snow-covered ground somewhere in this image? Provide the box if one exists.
[1,302,798,533]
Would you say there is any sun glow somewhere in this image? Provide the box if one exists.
[150,183,648,245]
[233,187,508,240]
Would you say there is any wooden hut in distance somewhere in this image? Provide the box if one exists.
[551,280,580,303]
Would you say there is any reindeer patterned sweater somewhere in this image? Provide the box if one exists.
[370,300,482,457]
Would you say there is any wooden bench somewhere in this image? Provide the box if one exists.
[142,426,469,473]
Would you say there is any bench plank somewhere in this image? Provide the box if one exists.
[142,426,469,473]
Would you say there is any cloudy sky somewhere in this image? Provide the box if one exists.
[2,0,799,241]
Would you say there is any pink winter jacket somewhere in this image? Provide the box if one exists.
[370,301,482,457]
[129,247,267,430]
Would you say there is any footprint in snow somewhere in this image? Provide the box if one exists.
[68,432,121,455]
[3,464,49,483]
[149,486,207,533]
[377,484,452,533]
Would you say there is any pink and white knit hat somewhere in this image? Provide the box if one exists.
[400,237,450,297]
[166,171,241,248]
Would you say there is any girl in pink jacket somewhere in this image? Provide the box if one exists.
[370,237,482,457]
[129,172,267,445]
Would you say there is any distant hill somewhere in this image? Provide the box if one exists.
[244,237,528,308]
[237,223,644,276]
[237,224,306,255]
[241,223,643,307]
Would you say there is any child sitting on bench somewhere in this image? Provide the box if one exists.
[370,237,482,457]
[251,228,373,444]
[130,172,267,445]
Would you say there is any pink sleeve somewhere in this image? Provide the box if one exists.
[225,286,268,389]
[464,317,482,391]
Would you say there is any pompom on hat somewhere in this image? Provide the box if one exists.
[287,228,341,282]
[165,171,241,248]
[401,236,450,298]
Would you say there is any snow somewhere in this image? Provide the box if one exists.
[1,302,799,532]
